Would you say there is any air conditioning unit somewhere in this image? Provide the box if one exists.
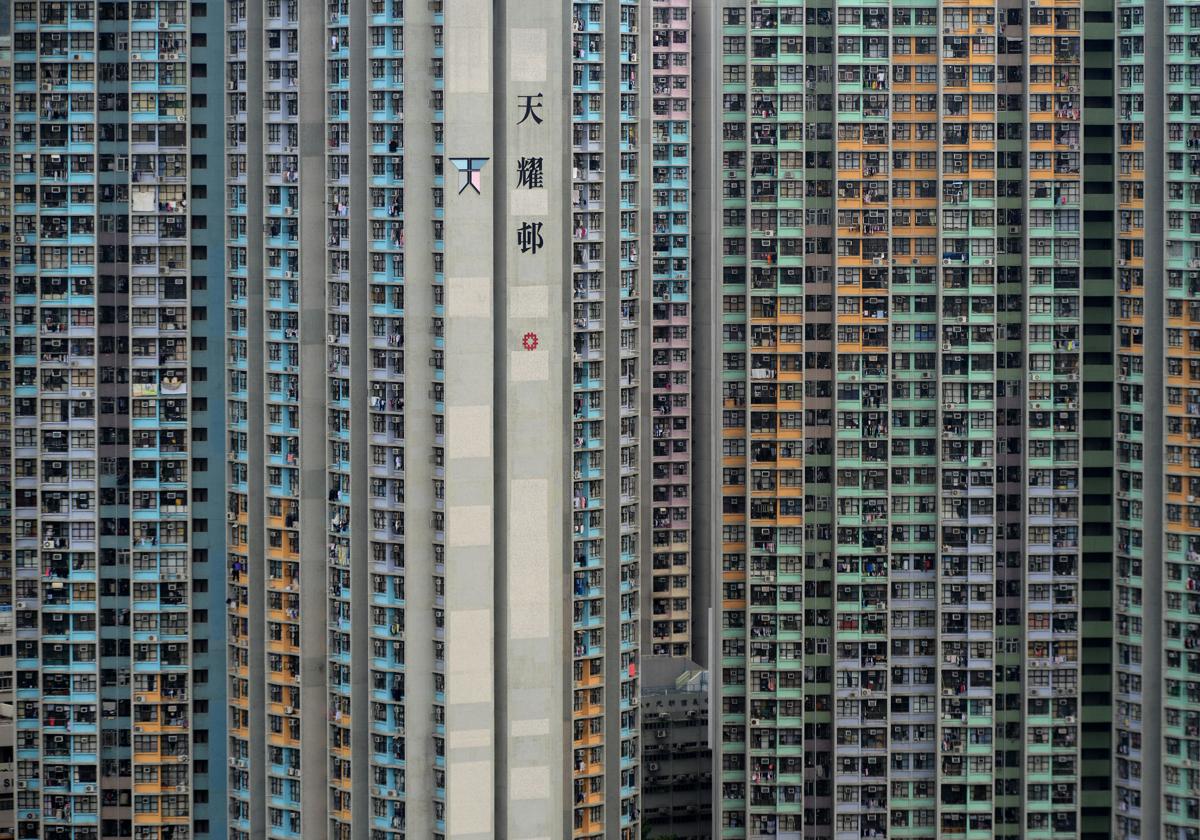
[147,634,158,642]
[160,20,169,29]
[84,784,96,793]
[136,695,146,703]
[16,781,26,790]
[288,768,300,777]
[285,706,294,715]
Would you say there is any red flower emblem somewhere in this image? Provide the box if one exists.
[522,332,539,351]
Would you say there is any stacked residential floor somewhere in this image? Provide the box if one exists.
[715,2,1100,838]
[230,1,645,837]
[226,0,412,836]
[0,34,14,836]
[1157,4,1200,835]
[571,0,645,836]
[10,2,228,839]
[1116,2,1200,839]
[716,3,806,838]
[647,0,694,659]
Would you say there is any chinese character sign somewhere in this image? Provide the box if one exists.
[517,221,544,255]
[516,156,544,189]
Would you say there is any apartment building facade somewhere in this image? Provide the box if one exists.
[6,1,226,839]
[222,0,704,838]
[1116,2,1200,839]
[710,1,1115,839]
[7,3,1200,840]
[641,659,712,839]
[709,3,1198,840]
[0,32,15,840]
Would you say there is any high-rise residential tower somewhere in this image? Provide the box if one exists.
[0,31,15,838]
[7,2,226,839]
[223,1,696,838]
[702,1,1200,839]
[1116,3,1200,840]
[645,0,697,661]
[709,2,1119,839]
[10,3,1200,840]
